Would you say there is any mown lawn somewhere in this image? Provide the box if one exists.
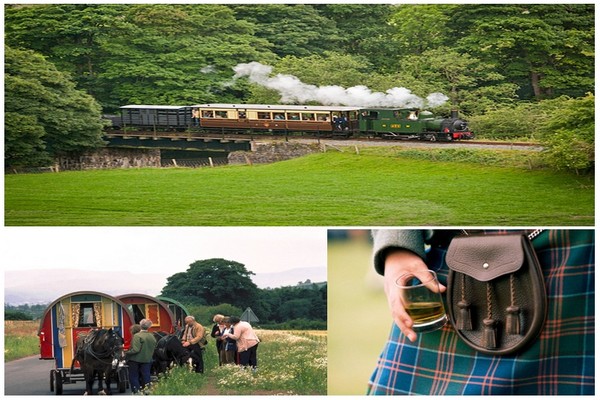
[5,152,594,226]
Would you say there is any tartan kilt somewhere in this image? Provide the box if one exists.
[368,229,594,395]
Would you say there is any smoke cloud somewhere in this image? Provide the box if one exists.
[232,62,448,108]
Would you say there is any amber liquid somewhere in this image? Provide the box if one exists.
[405,302,446,325]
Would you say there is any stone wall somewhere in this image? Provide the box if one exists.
[228,141,321,165]
[57,148,161,171]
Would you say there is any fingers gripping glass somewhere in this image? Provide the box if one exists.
[395,270,448,333]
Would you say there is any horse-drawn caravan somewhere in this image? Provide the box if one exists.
[38,291,135,395]
[117,293,177,333]
[156,295,190,334]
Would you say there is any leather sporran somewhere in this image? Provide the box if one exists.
[446,233,547,355]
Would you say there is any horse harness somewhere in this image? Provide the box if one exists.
[155,333,184,364]
[78,329,123,365]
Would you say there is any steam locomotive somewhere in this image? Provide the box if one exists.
[113,103,473,141]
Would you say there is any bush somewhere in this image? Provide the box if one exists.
[186,304,243,326]
[538,93,594,174]
[5,310,33,321]
[260,318,327,330]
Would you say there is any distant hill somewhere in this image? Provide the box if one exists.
[4,266,327,306]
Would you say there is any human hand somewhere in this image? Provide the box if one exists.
[383,249,446,342]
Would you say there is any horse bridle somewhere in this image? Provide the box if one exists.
[83,330,124,365]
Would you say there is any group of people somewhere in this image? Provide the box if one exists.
[210,314,260,371]
[122,314,260,394]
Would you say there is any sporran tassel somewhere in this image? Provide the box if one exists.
[456,273,472,331]
[482,282,497,349]
[505,305,521,335]
[457,300,472,331]
[505,274,521,335]
[482,318,497,349]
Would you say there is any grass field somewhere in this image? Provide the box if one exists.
[4,321,40,362]
[151,329,326,395]
[5,151,594,226]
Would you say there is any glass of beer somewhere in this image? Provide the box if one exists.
[395,270,447,333]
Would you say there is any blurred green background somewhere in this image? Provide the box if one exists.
[328,230,392,395]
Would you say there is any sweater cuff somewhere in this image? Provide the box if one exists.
[372,230,430,275]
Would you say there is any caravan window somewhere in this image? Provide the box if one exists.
[78,303,98,327]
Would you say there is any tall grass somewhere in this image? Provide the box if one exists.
[5,151,594,226]
[151,330,327,395]
[5,321,40,362]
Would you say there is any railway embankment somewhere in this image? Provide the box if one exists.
[228,141,321,165]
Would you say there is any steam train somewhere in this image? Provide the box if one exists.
[114,103,474,141]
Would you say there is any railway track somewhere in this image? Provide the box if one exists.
[106,130,541,150]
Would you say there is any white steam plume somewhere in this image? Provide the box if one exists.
[232,61,448,108]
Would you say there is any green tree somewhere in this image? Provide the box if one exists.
[388,5,455,56]
[95,4,279,109]
[398,47,518,114]
[5,4,130,99]
[161,259,260,308]
[5,4,278,110]
[230,5,342,58]
[5,46,105,168]
[314,4,399,73]
[453,4,594,100]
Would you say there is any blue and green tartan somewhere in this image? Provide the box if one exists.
[368,230,594,395]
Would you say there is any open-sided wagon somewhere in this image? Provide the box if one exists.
[38,291,135,395]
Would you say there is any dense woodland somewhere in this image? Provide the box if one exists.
[5,258,327,329]
[5,4,594,171]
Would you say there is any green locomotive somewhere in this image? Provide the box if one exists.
[357,108,473,141]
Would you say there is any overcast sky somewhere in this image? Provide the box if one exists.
[2,227,327,304]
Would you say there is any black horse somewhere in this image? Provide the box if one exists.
[152,332,191,376]
[72,328,124,395]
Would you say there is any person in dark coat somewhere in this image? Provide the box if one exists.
[210,314,225,365]
[125,319,157,394]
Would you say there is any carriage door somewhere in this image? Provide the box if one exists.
[361,110,378,132]
[237,109,249,129]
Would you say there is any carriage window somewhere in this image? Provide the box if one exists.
[361,111,379,120]
[201,110,214,118]
[302,113,316,121]
[287,112,300,120]
[78,303,98,327]
[317,113,330,121]
[146,304,160,326]
[238,111,247,119]
[215,111,228,118]
[273,112,285,120]
[257,112,271,120]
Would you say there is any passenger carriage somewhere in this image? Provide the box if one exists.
[117,293,177,333]
[38,291,135,395]
[191,103,360,135]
